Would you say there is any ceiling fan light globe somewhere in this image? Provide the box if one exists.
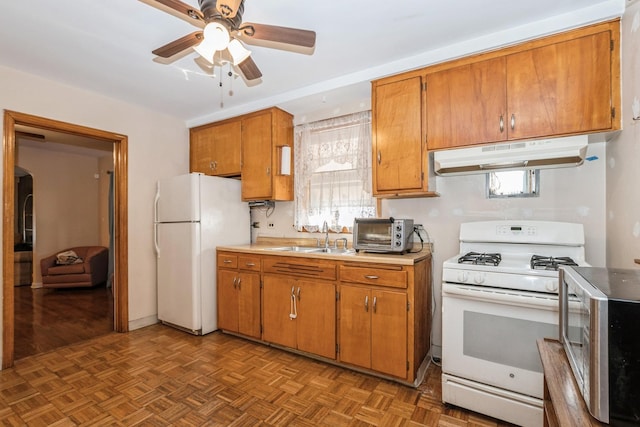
[203,22,230,51]
[193,40,216,64]
[227,39,251,65]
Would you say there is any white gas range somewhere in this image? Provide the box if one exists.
[441,221,588,427]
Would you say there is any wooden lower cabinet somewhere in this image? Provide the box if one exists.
[217,253,261,339]
[262,275,336,359]
[339,285,407,378]
[216,250,431,386]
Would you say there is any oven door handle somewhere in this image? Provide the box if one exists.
[442,283,577,310]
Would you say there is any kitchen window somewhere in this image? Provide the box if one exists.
[294,111,375,232]
[486,170,539,198]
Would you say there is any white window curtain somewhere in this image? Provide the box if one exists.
[294,111,375,233]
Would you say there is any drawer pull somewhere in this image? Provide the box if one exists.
[223,259,233,264]
[364,275,379,280]
[245,262,256,267]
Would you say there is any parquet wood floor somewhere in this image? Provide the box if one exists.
[1,324,516,426]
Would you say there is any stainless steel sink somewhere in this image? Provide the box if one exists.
[262,246,355,255]
[261,246,321,253]
[313,247,355,254]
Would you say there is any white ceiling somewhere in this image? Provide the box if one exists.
[0,1,625,127]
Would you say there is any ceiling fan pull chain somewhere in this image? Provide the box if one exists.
[219,65,224,108]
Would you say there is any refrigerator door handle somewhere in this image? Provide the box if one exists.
[154,184,160,258]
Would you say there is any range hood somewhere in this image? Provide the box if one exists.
[433,135,588,176]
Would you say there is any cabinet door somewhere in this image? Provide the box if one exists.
[506,30,612,140]
[237,272,261,339]
[296,280,336,359]
[262,275,296,348]
[426,57,507,150]
[373,76,424,193]
[242,112,273,200]
[217,269,239,332]
[190,130,214,175]
[371,289,407,378]
[338,285,371,369]
[210,121,242,176]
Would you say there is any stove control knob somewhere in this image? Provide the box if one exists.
[458,272,469,283]
[545,279,558,293]
[473,273,485,285]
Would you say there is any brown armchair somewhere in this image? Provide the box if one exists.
[40,246,109,289]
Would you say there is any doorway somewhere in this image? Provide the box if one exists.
[3,110,129,368]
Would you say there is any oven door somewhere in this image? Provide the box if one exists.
[442,282,560,399]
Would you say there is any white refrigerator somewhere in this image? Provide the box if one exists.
[154,173,249,335]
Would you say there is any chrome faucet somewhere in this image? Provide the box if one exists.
[322,221,329,248]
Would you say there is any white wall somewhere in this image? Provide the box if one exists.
[0,66,189,364]
[607,3,640,268]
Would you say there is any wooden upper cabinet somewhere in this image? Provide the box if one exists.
[241,111,273,200]
[189,120,241,177]
[426,57,507,150]
[506,30,614,140]
[372,76,435,197]
[426,24,618,150]
[241,107,294,201]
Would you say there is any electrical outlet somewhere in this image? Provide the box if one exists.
[268,223,275,228]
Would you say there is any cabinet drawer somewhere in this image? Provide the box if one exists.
[340,265,407,289]
[263,257,336,281]
[217,253,238,269]
[239,256,260,271]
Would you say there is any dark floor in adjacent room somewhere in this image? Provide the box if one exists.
[13,284,114,361]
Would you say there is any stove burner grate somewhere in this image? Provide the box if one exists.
[458,252,502,266]
[530,255,578,271]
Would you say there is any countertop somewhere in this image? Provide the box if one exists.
[216,244,432,266]
[537,338,605,426]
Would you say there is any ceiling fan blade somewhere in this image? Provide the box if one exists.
[239,23,316,48]
[216,0,242,18]
[237,56,262,81]
[152,31,204,58]
[141,0,205,26]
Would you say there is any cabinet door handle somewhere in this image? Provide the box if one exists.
[232,277,238,289]
[365,295,369,312]
[209,161,214,170]
[377,150,381,164]
[266,166,271,176]
[373,296,377,313]
[237,278,241,290]
[499,115,504,133]
[510,113,516,130]
[297,287,301,301]
[364,275,379,280]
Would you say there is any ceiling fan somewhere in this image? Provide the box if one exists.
[143,0,316,81]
